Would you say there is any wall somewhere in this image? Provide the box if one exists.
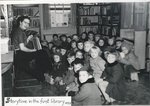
[121,2,148,69]
[39,4,77,42]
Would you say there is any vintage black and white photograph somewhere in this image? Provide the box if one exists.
[1,1,150,106]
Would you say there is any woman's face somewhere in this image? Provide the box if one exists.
[20,19,30,30]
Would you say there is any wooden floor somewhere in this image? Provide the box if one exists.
[13,70,150,105]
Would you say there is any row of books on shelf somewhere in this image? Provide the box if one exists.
[79,5,120,16]
[30,19,40,28]
[101,26,118,36]
[79,27,98,34]
[80,17,98,25]
[13,7,39,17]
[79,7,100,15]
[80,17,119,26]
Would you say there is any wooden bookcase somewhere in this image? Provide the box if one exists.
[76,3,121,37]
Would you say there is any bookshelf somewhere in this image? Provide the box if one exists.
[76,3,121,37]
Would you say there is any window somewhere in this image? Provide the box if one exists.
[49,4,71,27]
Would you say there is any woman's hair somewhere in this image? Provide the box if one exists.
[16,15,30,27]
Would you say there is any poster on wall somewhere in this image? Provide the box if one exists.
[50,10,70,27]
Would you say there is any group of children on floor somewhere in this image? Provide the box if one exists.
[40,31,140,105]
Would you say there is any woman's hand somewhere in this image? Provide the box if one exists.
[27,35,33,43]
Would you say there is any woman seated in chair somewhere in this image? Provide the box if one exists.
[11,15,50,83]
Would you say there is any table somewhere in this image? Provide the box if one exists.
[1,51,14,106]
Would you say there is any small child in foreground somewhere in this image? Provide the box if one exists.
[70,68,102,106]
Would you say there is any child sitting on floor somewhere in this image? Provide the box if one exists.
[63,52,76,86]
[50,52,67,85]
[102,51,127,103]
[70,67,102,106]
[84,41,95,68]
[119,41,140,81]
[66,58,84,95]
[89,46,110,104]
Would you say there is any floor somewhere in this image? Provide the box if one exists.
[13,70,150,105]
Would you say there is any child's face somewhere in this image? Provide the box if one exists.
[61,49,66,55]
[74,64,83,73]
[76,52,83,59]
[107,54,116,63]
[88,34,94,40]
[73,35,79,41]
[82,33,86,39]
[90,50,99,58]
[84,43,92,52]
[99,39,104,46]
[52,47,56,53]
[71,42,76,49]
[62,37,66,42]
[77,42,83,50]
[54,55,60,63]
[108,38,114,45]
[67,38,71,43]
[122,47,129,55]
[116,41,122,48]
[95,36,100,42]
[67,56,75,64]
[48,43,53,49]
[79,71,89,83]
[53,36,58,41]
[56,48,60,53]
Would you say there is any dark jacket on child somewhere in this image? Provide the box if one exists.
[63,65,75,85]
[102,61,126,101]
[51,61,67,78]
[72,78,102,106]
